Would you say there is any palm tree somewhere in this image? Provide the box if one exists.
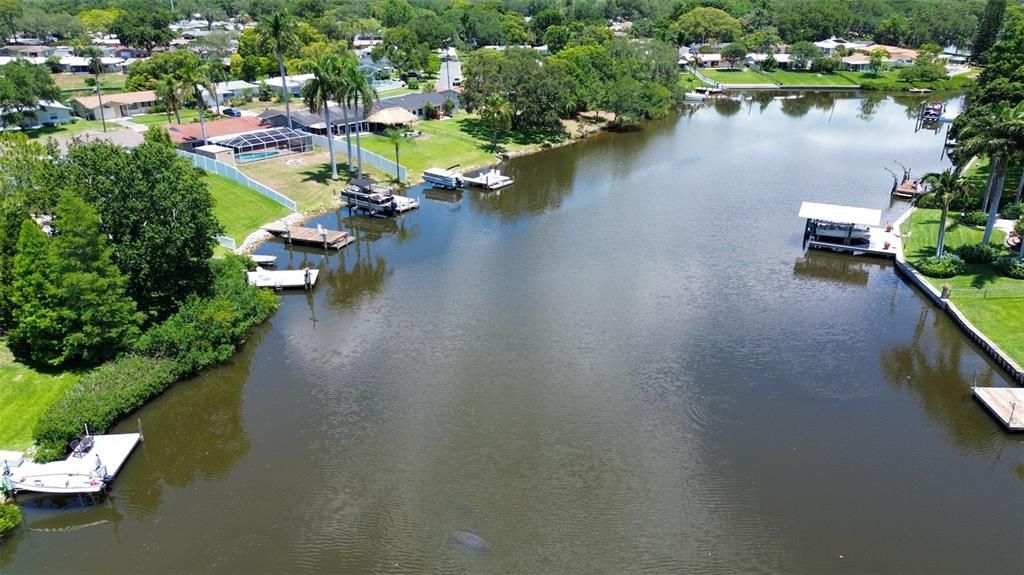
[256,11,298,129]
[479,94,512,151]
[81,46,107,133]
[303,54,343,180]
[342,63,378,177]
[958,103,1024,244]
[182,65,216,144]
[204,57,226,115]
[382,128,405,182]
[155,75,185,124]
[923,168,975,257]
[336,55,359,170]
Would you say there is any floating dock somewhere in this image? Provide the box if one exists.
[3,433,141,495]
[393,195,419,212]
[973,387,1024,431]
[247,267,319,289]
[464,169,514,190]
[263,222,355,249]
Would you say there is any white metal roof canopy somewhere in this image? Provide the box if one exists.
[798,202,882,227]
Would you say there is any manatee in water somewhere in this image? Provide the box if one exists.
[449,530,490,555]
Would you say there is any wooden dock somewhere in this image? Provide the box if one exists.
[263,222,355,249]
[892,178,926,199]
[247,268,319,289]
[973,387,1024,431]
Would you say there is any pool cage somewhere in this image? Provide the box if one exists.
[212,128,313,158]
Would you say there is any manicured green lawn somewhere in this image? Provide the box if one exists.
[838,70,975,91]
[238,148,390,211]
[360,121,498,183]
[22,118,122,140]
[678,71,704,91]
[763,70,858,86]
[963,156,1023,208]
[0,341,79,450]
[701,68,773,85]
[902,208,1024,365]
[128,109,202,127]
[204,173,292,242]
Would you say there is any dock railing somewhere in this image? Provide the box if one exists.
[177,150,298,212]
[308,133,408,183]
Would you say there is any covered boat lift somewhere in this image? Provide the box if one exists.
[799,201,901,257]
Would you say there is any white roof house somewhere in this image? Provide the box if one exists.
[200,80,260,106]
[264,74,314,96]
[814,37,868,55]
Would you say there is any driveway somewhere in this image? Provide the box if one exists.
[437,57,462,92]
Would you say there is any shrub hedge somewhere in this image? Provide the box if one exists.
[916,254,966,278]
[31,255,278,461]
[957,211,989,227]
[1000,203,1023,220]
[0,503,22,540]
[953,243,1001,264]
[994,255,1024,279]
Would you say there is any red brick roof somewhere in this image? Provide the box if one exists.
[167,116,265,143]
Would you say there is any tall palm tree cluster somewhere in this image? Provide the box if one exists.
[153,61,219,144]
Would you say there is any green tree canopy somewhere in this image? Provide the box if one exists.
[9,192,142,367]
[670,7,742,45]
[60,136,221,320]
[972,0,1007,64]
[109,7,174,54]
[0,60,61,128]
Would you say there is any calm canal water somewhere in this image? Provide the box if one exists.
[3,92,1022,574]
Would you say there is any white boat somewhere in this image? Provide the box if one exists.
[424,167,464,189]
[250,254,277,267]
[812,222,871,242]
[684,91,705,102]
[341,178,397,216]
[3,433,141,495]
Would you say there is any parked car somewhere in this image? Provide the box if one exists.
[223,107,242,117]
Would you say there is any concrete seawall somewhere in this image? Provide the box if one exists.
[892,208,1024,384]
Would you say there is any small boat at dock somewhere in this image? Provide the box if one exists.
[250,254,277,267]
[424,166,464,189]
[2,433,141,495]
[341,178,398,216]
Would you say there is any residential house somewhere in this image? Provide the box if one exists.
[841,54,872,72]
[855,44,918,67]
[697,53,722,68]
[167,116,265,149]
[72,90,161,120]
[201,80,260,107]
[352,33,383,50]
[264,74,314,97]
[0,100,73,129]
[814,37,868,55]
[258,106,370,136]
[376,90,460,120]
[1,45,53,58]
[58,55,123,74]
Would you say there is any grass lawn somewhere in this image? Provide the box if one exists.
[127,109,202,127]
[0,341,80,450]
[52,72,127,94]
[678,71,704,91]
[701,68,774,85]
[963,156,1023,209]
[238,148,391,211]
[763,70,858,86]
[22,118,122,140]
[359,112,562,183]
[205,173,292,242]
[902,208,1024,365]
[838,70,975,91]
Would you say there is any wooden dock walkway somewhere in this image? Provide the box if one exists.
[973,387,1024,431]
[263,222,355,249]
[5,433,142,495]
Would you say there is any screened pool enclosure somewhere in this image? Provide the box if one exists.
[211,128,313,160]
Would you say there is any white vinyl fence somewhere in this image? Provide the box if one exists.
[216,235,237,250]
[308,133,408,182]
[177,150,298,212]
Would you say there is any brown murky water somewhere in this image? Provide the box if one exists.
[3,93,1022,574]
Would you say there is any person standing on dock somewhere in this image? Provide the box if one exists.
[303,266,312,290]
